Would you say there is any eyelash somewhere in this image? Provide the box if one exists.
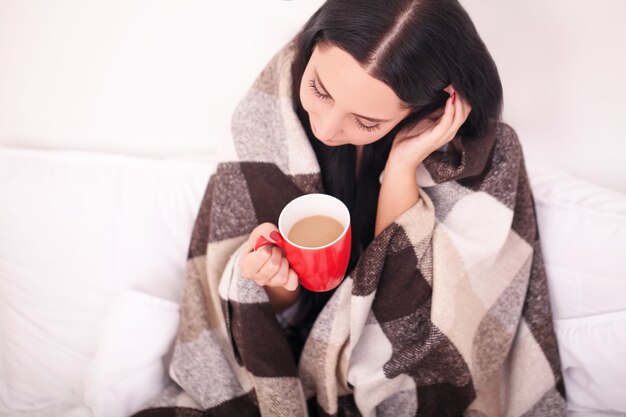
[307,78,381,132]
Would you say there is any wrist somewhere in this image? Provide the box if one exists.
[382,161,418,184]
[387,146,427,176]
[376,161,421,236]
[264,285,302,314]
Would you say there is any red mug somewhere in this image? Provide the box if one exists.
[254,193,351,292]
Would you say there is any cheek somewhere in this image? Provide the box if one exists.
[357,125,398,145]
[299,86,319,116]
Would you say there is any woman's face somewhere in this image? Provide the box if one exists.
[299,43,412,147]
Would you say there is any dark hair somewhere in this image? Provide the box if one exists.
[286,0,503,361]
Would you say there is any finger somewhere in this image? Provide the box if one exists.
[460,96,472,120]
[436,95,469,148]
[240,245,272,279]
[247,222,280,251]
[257,246,283,285]
[443,84,456,97]
[430,93,456,140]
[450,94,472,135]
[284,268,299,291]
[267,256,290,288]
[441,92,472,145]
[397,118,435,143]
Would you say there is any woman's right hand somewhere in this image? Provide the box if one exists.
[240,222,299,291]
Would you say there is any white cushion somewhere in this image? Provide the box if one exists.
[528,163,626,415]
[84,291,180,417]
[0,148,215,415]
[556,312,626,416]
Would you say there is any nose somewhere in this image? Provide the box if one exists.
[314,109,343,141]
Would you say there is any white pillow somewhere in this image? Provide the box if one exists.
[0,148,215,415]
[528,163,626,415]
[84,290,180,417]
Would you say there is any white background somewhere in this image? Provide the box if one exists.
[1,0,625,192]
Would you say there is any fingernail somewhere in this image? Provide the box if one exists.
[451,92,456,104]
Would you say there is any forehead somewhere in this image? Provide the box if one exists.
[310,44,409,117]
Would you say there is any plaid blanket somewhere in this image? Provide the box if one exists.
[133,39,566,417]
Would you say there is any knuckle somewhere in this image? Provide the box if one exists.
[261,222,278,233]
[257,246,271,259]
[262,262,280,279]
[268,253,281,269]
[271,248,283,262]
[254,273,269,286]
[274,273,289,287]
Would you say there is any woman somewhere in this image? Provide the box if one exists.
[135,1,566,416]
[241,0,495,362]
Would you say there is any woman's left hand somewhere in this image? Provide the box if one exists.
[387,86,472,173]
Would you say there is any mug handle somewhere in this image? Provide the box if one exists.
[254,230,285,251]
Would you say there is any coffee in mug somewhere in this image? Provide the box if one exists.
[254,193,351,292]
[287,215,344,248]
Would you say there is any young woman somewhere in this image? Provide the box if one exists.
[240,0,499,362]
[135,1,565,415]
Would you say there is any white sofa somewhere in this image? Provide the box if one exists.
[1,1,625,416]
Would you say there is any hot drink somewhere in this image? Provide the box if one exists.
[288,215,344,248]
[254,193,352,292]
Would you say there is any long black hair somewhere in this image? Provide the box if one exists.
[285,0,503,361]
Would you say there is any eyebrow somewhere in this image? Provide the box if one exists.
[314,69,392,123]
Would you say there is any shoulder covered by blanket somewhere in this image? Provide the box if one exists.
[133,38,566,417]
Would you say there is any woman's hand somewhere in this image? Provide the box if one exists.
[387,86,472,173]
[240,222,299,292]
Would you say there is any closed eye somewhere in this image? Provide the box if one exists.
[308,79,331,100]
[354,117,380,132]
[308,78,381,132]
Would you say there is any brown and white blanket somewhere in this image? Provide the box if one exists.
[133,38,566,417]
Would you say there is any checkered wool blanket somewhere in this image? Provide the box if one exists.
[133,39,566,417]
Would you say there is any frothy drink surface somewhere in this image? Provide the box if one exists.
[288,215,344,248]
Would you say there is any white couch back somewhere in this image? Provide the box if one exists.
[1,0,625,191]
